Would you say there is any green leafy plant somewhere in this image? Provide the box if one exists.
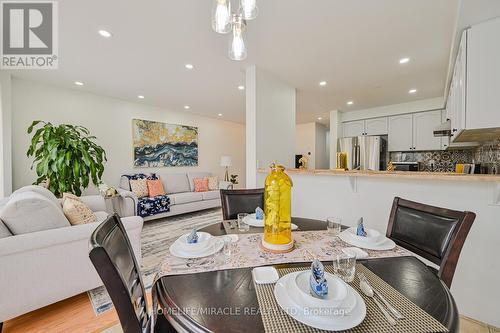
[230,174,239,185]
[27,121,107,197]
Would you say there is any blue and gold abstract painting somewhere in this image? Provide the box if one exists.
[132,119,198,167]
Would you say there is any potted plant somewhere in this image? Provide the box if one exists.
[27,121,107,197]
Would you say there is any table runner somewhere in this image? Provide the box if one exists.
[157,230,412,277]
[255,264,448,333]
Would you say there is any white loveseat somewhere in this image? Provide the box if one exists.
[0,186,143,323]
[118,172,232,221]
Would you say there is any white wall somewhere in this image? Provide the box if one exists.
[11,78,246,192]
[246,66,296,187]
[0,73,12,197]
[314,123,328,169]
[256,171,500,327]
[295,123,316,169]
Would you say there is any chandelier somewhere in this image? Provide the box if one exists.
[211,0,258,61]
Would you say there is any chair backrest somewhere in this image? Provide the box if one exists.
[220,189,265,220]
[386,197,476,288]
[89,214,150,333]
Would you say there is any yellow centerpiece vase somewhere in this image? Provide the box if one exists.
[262,163,294,253]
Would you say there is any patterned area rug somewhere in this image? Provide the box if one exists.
[88,208,223,315]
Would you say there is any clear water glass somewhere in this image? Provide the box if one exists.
[332,254,356,283]
[222,235,235,257]
[237,213,250,232]
[326,217,342,236]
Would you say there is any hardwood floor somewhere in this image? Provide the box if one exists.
[3,292,498,333]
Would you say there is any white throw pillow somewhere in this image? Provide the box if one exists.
[130,179,149,198]
[0,192,70,235]
[12,185,61,210]
[207,176,219,191]
[62,194,96,226]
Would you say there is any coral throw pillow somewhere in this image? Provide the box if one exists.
[147,179,166,197]
[207,176,219,191]
[62,193,96,226]
[130,179,149,198]
[193,178,209,192]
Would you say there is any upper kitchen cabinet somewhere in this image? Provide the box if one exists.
[342,120,365,137]
[342,117,388,137]
[413,110,442,151]
[448,18,500,142]
[388,114,413,151]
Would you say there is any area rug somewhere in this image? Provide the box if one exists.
[88,208,223,315]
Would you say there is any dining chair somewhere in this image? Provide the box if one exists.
[89,214,174,333]
[220,188,265,220]
[386,197,476,288]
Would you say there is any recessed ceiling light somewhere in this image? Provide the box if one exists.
[185,64,194,70]
[399,57,410,64]
[409,89,417,94]
[317,117,323,120]
[137,95,145,99]
[238,85,245,90]
[347,101,354,105]
[184,105,190,109]
[74,81,84,86]
[319,81,327,86]
[98,30,112,38]
[218,113,223,117]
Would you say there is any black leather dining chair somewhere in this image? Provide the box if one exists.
[220,188,265,220]
[386,197,476,288]
[89,214,173,333]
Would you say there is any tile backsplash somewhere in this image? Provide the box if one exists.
[390,142,500,172]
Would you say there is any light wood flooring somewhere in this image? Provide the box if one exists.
[3,292,498,333]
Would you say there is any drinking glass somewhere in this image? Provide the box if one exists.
[222,235,235,257]
[326,217,342,236]
[332,254,356,283]
[237,213,250,232]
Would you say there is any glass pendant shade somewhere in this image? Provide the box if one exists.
[228,15,247,61]
[240,0,258,20]
[211,0,232,34]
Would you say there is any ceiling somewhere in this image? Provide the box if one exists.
[10,0,463,124]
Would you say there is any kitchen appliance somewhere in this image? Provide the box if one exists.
[391,162,419,172]
[337,136,388,171]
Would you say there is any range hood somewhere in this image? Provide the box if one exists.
[433,120,451,137]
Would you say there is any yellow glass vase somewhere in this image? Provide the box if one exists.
[263,163,293,251]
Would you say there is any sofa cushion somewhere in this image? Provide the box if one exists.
[0,220,12,239]
[147,179,166,197]
[12,185,61,210]
[161,173,190,194]
[208,176,219,190]
[202,190,220,201]
[94,211,110,223]
[0,192,70,235]
[137,195,170,217]
[193,177,209,192]
[187,172,212,192]
[130,179,149,198]
[120,173,158,191]
[62,195,97,226]
[169,192,203,205]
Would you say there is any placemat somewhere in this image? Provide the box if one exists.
[254,264,448,333]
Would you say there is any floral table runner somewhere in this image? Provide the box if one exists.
[157,230,412,278]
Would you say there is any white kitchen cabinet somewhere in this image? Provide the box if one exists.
[449,30,467,141]
[388,114,413,151]
[365,117,388,135]
[342,120,365,137]
[413,110,442,151]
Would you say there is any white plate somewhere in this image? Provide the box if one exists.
[339,231,396,250]
[346,227,382,244]
[242,215,299,230]
[169,238,224,259]
[274,273,366,331]
[342,247,369,259]
[293,271,354,310]
[176,232,212,251]
[252,267,280,284]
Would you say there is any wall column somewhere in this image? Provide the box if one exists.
[329,109,340,169]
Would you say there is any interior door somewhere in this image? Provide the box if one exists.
[412,111,443,151]
[388,114,413,151]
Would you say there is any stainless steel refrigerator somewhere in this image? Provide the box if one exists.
[337,136,388,171]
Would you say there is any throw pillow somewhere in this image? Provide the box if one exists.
[130,179,149,198]
[62,192,79,205]
[193,177,209,192]
[207,176,219,191]
[147,179,166,197]
[62,196,96,226]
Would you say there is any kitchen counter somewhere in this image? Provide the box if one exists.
[257,168,500,182]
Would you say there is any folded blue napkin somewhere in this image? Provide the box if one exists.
[186,228,199,244]
[356,217,367,237]
[309,259,328,298]
[255,206,264,220]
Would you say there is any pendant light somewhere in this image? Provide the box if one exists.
[240,0,258,20]
[212,0,232,34]
[229,14,247,61]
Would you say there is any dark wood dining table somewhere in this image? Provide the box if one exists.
[153,217,459,333]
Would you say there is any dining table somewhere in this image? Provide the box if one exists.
[152,217,459,333]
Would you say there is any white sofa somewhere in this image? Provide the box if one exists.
[118,172,232,221]
[0,186,143,323]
